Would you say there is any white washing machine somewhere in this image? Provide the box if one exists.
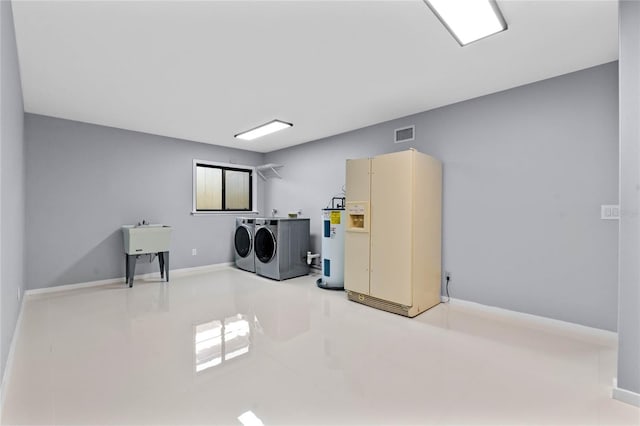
[234,217,256,272]
[254,218,310,280]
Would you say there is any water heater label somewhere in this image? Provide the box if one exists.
[330,211,341,225]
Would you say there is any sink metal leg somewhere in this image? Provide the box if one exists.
[128,255,136,288]
[125,252,167,287]
[158,252,165,279]
[164,251,169,282]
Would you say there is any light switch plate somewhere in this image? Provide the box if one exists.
[601,204,620,220]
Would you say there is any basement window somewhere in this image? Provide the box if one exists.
[192,160,256,214]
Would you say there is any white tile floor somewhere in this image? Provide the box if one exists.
[2,267,639,425]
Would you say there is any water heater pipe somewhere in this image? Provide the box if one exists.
[306,251,320,265]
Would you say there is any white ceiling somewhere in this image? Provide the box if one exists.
[12,0,618,153]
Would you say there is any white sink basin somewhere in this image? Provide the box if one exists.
[122,225,172,255]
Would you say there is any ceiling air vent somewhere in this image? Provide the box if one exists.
[394,125,415,143]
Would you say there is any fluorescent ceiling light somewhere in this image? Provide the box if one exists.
[424,0,507,46]
[238,411,264,426]
[235,120,293,141]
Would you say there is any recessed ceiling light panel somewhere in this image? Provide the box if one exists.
[238,411,264,426]
[424,0,507,46]
[234,119,293,141]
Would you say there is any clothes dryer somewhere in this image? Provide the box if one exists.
[254,218,310,280]
[234,217,256,272]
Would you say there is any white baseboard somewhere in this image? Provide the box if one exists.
[25,262,234,296]
[440,296,617,341]
[0,293,26,416]
[612,379,640,407]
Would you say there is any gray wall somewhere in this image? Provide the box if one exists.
[617,0,640,396]
[264,62,619,331]
[25,114,265,290]
[0,0,25,382]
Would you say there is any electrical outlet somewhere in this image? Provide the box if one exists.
[445,272,451,280]
[601,205,620,220]
[192,248,197,256]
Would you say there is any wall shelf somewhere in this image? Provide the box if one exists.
[256,163,283,180]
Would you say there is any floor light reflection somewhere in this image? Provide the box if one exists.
[194,314,250,372]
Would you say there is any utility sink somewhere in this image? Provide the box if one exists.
[122,224,172,287]
[122,224,172,255]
